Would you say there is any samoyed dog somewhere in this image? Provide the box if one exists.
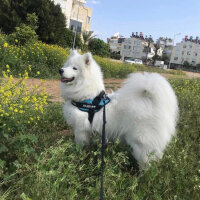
[60,50,178,168]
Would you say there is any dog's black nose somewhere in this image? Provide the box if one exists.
[59,68,64,75]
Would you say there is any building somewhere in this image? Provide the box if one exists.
[120,32,156,61]
[53,0,73,26]
[107,33,125,53]
[157,37,173,58]
[70,0,92,33]
[53,0,92,33]
[170,36,200,67]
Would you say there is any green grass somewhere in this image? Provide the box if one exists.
[1,78,199,200]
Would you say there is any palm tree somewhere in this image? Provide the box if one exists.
[82,31,96,51]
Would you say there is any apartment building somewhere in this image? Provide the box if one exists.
[70,0,92,33]
[170,36,200,67]
[53,0,92,33]
[120,32,156,61]
[157,37,173,58]
[107,33,125,53]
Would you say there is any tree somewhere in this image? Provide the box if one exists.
[60,28,82,49]
[183,61,192,69]
[152,43,161,65]
[196,63,200,69]
[82,31,96,51]
[110,51,121,60]
[161,54,170,65]
[88,38,110,57]
[0,0,66,45]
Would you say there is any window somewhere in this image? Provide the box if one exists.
[187,52,190,55]
[70,25,74,31]
[194,52,198,56]
[87,16,91,24]
[69,19,82,33]
[182,51,184,55]
[183,45,186,48]
[174,57,178,61]
[192,61,196,64]
[124,45,126,49]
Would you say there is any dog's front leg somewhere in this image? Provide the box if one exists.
[74,128,90,147]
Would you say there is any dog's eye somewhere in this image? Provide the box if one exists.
[73,67,77,70]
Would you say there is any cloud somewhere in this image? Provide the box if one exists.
[89,0,100,4]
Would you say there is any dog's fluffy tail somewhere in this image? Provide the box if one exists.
[116,72,179,135]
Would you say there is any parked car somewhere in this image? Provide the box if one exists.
[124,58,143,65]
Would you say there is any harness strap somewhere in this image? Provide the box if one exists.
[71,91,110,124]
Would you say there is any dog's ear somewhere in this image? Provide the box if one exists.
[83,52,92,66]
[69,49,79,57]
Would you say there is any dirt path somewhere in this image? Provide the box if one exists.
[21,71,200,103]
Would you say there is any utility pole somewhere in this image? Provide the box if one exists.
[72,1,81,49]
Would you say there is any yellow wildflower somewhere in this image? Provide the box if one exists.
[14,108,18,113]
[3,42,8,48]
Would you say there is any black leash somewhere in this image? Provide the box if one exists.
[100,92,107,200]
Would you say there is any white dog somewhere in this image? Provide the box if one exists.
[60,50,178,167]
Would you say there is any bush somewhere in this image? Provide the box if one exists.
[8,13,38,45]
[0,68,48,178]
[0,37,69,78]
[59,28,82,49]
[88,38,110,57]
[110,51,121,60]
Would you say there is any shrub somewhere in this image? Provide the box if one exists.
[0,38,69,78]
[110,51,121,60]
[88,38,110,57]
[0,67,48,178]
[59,28,82,49]
[8,13,38,45]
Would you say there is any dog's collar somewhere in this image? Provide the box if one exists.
[71,91,110,124]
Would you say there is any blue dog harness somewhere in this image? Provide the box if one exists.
[71,91,110,124]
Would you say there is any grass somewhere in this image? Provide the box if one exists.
[1,77,199,200]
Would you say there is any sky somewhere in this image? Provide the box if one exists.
[85,0,200,44]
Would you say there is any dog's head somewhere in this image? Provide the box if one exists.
[60,50,105,101]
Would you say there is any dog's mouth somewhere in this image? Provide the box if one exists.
[61,77,75,83]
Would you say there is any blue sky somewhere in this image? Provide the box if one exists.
[86,0,200,43]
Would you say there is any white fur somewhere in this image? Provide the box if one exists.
[60,50,179,167]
